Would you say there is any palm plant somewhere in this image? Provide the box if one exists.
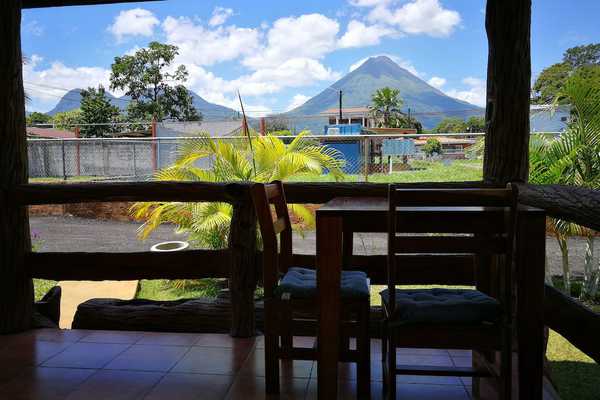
[529,75,600,297]
[133,131,345,248]
[369,87,404,128]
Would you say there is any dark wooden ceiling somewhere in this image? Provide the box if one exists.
[23,0,162,9]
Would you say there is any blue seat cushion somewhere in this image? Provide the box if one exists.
[380,288,500,326]
[274,267,369,299]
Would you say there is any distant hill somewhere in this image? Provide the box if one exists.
[286,55,484,130]
[45,88,239,121]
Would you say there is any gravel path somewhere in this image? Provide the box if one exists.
[31,216,595,277]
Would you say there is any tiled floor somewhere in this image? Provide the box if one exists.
[0,329,557,399]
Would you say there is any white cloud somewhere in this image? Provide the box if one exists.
[23,55,118,111]
[286,94,311,111]
[445,77,486,107]
[338,20,396,48]
[349,54,422,77]
[209,7,234,27]
[427,76,446,89]
[243,13,340,69]
[108,8,159,41]
[162,16,260,66]
[362,0,461,38]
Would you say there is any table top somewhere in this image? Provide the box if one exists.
[316,196,545,217]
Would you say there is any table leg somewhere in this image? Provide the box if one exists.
[317,215,343,399]
[516,209,546,399]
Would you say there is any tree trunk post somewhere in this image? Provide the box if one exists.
[227,184,257,337]
[0,0,33,333]
[484,0,532,184]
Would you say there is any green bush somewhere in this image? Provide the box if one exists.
[422,138,442,157]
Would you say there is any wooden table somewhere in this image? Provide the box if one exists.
[315,197,546,399]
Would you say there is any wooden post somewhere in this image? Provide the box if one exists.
[0,0,33,333]
[484,0,531,184]
[516,206,546,400]
[227,185,258,337]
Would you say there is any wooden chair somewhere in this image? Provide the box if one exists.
[251,181,371,397]
[382,185,517,400]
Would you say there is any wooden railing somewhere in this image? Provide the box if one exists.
[11,180,490,336]
[515,183,600,364]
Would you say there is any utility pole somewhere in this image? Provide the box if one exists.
[338,90,343,123]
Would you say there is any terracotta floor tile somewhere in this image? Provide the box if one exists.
[42,342,130,369]
[395,354,454,367]
[252,335,315,350]
[104,344,190,372]
[305,378,382,400]
[240,349,314,378]
[194,333,256,349]
[31,328,89,343]
[79,330,145,344]
[0,340,71,367]
[310,360,382,381]
[137,332,200,346]
[225,375,309,400]
[144,373,233,400]
[396,348,451,357]
[448,349,472,358]
[394,383,471,400]
[0,367,95,400]
[65,370,163,400]
[172,347,250,375]
[451,356,473,368]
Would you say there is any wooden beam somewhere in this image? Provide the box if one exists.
[27,250,230,281]
[0,0,33,333]
[22,0,162,9]
[544,284,600,364]
[11,182,235,205]
[283,181,492,203]
[484,0,532,184]
[228,198,258,337]
[516,183,600,232]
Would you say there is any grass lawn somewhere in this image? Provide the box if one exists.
[287,159,483,183]
[33,279,57,301]
[136,279,223,301]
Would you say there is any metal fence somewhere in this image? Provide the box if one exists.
[26,132,533,182]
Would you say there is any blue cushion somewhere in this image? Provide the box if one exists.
[274,267,369,299]
[380,288,500,326]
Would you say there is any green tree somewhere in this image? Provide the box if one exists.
[26,111,52,126]
[79,85,120,137]
[52,109,82,131]
[394,114,423,133]
[466,116,486,132]
[532,43,600,104]
[563,43,600,68]
[433,117,467,133]
[422,138,442,157]
[369,87,404,128]
[529,74,600,298]
[132,132,345,250]
[110,42,201,122]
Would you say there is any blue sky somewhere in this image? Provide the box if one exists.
[22,0,600,116]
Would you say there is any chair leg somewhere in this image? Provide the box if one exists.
[381,323,388,394]
[386,330,396,400]
[264,301,280,394]
[500,331,512,400]
[357,303,371,399]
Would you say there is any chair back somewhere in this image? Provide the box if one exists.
[251,181,293,298]
[386,185,517,315]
